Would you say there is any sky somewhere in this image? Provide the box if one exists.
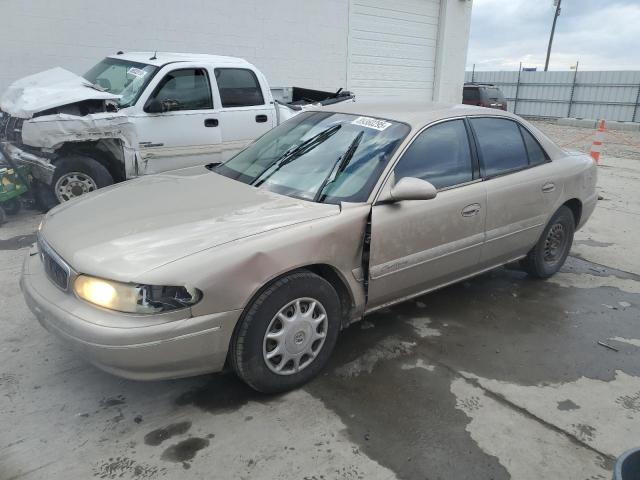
[466,0,640,71]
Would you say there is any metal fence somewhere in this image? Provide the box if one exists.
[464,70,640,123]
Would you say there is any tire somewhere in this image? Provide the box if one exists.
[3,197,21,215]
[46,154,114,209]
[33,181,58,213]
[230,271,342,393]
[0,206,6,225]
[520,205,575,279]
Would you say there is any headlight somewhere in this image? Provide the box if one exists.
[73,275,201,314]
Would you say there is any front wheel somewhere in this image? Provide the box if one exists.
[230,271,341,393]
[36,154,115,212]
[521,205,575,278]
[52,154,114,204]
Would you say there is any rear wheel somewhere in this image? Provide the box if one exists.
[521,205,575,278]
[230,271,341,393]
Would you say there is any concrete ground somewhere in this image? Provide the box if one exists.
[1,121,639,480]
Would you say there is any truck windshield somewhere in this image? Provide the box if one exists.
[83,58,158,108]
[215,112,410,204]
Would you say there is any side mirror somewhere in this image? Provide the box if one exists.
[380,177,437,203]
[144,98,165,113]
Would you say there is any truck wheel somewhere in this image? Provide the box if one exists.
[3,198,21,215]
[33,181,58,213]
[520,206,575,279]
[51,154,114,204]
[230,271,341,393]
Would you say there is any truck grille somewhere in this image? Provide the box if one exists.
[0,110,23,142]
[37,234,71,291]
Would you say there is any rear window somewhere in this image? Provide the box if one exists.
[463,87,480,102]
[484,88,504,101]
[214,68,264,108]
[519,126,548,165]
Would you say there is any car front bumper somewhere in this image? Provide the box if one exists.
[20,248,241,380]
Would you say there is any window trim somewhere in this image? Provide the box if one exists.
[146,67,214,112]
[466,115,551,181]
[213,67,265,108]
[387,117,479,192]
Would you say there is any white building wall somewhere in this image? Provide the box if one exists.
[0,0,472,103]
[433,0,474,103]
[0,0,349,94]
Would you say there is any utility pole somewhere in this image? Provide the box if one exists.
[544,0,562,71]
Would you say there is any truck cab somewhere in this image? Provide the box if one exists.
[0,52,353,209]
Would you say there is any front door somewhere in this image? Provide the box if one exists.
[212,67,275,161]
[133,67,222,174]
[367,119,487,310]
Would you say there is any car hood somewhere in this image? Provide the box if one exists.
[0,67,119,119]
[41,167,340,281]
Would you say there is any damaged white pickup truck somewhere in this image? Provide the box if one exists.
[0,52,353,209]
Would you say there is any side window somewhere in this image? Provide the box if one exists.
[151,69,213,111]
[470,118,528,177]
[214,68,265,107]
[519,125,548,166]
[394,120,473,189]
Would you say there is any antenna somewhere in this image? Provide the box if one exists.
[149,51,157,60]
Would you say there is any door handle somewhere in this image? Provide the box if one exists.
[541,182,555,193]
[461,203,481,217]
[204,118,219,127]
[255,114,268,123]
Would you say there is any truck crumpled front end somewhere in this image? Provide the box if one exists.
[0,67,138,195]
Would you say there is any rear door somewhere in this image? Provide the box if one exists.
[469,117,560,266]
[212,67,275,161]
[133,66,223,173]
[367,119,487,309]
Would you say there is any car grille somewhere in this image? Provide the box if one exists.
[0,110,23,142]
[37,234,71,291]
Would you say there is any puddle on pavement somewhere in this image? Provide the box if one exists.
[161,437,210,468]
[175,373,272,414]
[0,233,36,250]
[144,421,192,446]
[100,395,126,408]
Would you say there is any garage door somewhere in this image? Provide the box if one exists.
[347,0,440,102]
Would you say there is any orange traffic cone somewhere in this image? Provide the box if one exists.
[590,120,605,164]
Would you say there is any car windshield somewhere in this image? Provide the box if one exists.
[83,58,159,108]
[215,112,410,204]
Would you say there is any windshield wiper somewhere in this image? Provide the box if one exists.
[314,130,364,203]
[83,81,108,92]
[251,124,342,187]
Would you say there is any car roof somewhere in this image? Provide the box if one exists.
[313,102,516,129]
[107,51,253,68]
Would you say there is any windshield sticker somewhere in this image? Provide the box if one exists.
[127,67,147,78]
[351,116,392,131]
